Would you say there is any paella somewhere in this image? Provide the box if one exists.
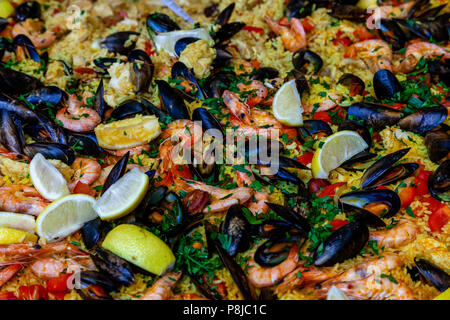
[0,0,449,301]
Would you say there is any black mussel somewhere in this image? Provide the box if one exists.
[347,102,401,130]
[23,123,49,143]
[212,47,233,69]
[338,120,372,147]
[133,186,168,221]
[328,5,366,22]
[254,234,304,267]
[91,248,134,286]
[81,218,103,250]
[346,206,386,228]
[0,19,8,32]
[0,110,24,154]
[13,34,40,62]
[93,57,122,75]
[406,0,430,20]
[425,130,450,163]
[23,142,75,165]
[140,97,171,123]
[377,19,406,51]
[35,110,67,145]
[428,59,449,86]
[174,37,199,57]
[398,106,448,135]
[275,168,302,184]
[216,3,234,26]
[171,61,206,100]
[156,80,190,119]
[102,152,129,194]
[0,93,36,121]
[15,1,41,21]
[294,72,310,95]
[146,12,180,35]
[415,259,450,292]
[212,239,257,300]
[360,148,413,189]
[221,204,251,257]
[250,67,279,81]
[313,221,369,267]
[110,100,147,120]
[204,71,234,98]
[428,160,449,202]
[0,37,12,60]
[128,49,154,93]
[292,49,322,74]
[286,0,312,19]
[266,203,310,233]
[93,79,105,120]
[341,151,377,171]
[373,69,402,101]
[414,4,447,21]
[213,22,245,44]
[101,32,139,56]
[255,220,299,238]
[79,270,116,293]
[67,131,103,156]
[26,86,66,107]
[339,189,401,218]
[298,120,332,141]
[160,192,186,237]
[338,74,365,96]
[192,107,224,135]
[204,3,219,17]
[0,67,42,95]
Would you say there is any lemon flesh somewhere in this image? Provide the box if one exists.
[93,168,149,220]
[36,194,97,242]
[0,227,38,244]
[434,288,450,300]
[102,224,175,275]
[327,286,350,300]
[0,1,14,18]
[30,153,70,201]
[312,130,368,179]
[95,115,161,150]
[154,28,213,57]
[0,212,36,233]
[272,79,303,127]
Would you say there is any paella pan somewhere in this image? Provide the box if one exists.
[0,0,448,300]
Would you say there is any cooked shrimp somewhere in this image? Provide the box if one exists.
[222,90,252,125]
[0,185,49,216]
[140,272,182,300]
[171,293,208,300]
[160,120,203,145]
[29,257,93,280]
[105,144,150,157]
[12,19,57,48]
[247,244,299,288]
[70,157,101,186]
[304,92,343,113]
[56,95,101,132]
[236,168,269,216]
[0,264,22,287]
[369,219,419,248]
[318,274,416,300]
[265,16,306,52]
[250,109,283,128]
[276,265,338,294]
[237,80,268,106]
[396,42,450,73]
[346,39,393,72]
[366,2,415,29]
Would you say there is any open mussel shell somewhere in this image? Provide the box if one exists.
[204,71,234,98]
[266,203,310,233]
[313,221,369,267]
[346,207,386,228]
[174,37,199,57]
[140,97,171,123]
[250,67,279,81]
[23,142,75,165]
[146,12,180,35]
[67,131,103,156]
[254,233,304,267]
[425,130,450,163]
[81,218,104,250]
[0,67,43,95]
[91,248,135,286]
[216,3,234,26]
[101,152,129,195]
[212,47,233,69]
[298,120,332,141]
[221,204,251,257]
[373,69,402,101]
[213,22,245,44]
[192,107,224,135]
[428,160,449,202]
[79,270,117,293]
[15,1,41,21]
[110,100,147,120]
[0,93,37,121]
[415,259,450,292]
[156,80,190,120]
[347,102,401,130]
[292,49,322,74]
[13,34,40,63]
[101,31,139,56]
[93,58,122,74]
[338,73,365,96]
[360,148,411,189]
[341,151,377,171]
[26,86,66,107]
[0,18,8,32]
[35,110,67,145]
[377,19,406,51]
[398,106,448,135]
[171,61,206,100]
[339,189,401,218]
[128,49,154,94]
[338,120,371,147]
[328,4,366,22]
[0,110,24,155]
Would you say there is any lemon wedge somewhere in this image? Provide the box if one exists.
[272,79,303,127]
[94,115,161,150]
[102,224,175,275]
[0,1,14,18]
[311,130,368,179]
[93,168,149,220]
[0,212,35,233]
[30,153,70,201]
[153,28,214,57]
[0,227,38,244]
[327,286,350,300]
[35,194,97,242]
[434,288,450,300]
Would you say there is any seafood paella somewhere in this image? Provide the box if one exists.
[0,0,449,301]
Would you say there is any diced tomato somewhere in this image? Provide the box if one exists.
[353,26,377,41]
[74,67,95,74]
[0,292,18,300]
[417,170,433,181]
[372,132,382,143]
[398,186,416,209]
[18,285,49,300]
[385,103,406,111]
[243,26,264,34]
[144,40,155,56]
[330,219,349,231]
[297,152,314,166]
[301,17,315,31]
[419,196,444,213]
[72,181,96,197]
[278,17,290,27]
[318,182,347,198]
[50,292,67,300]
[53,26,61,34]
[313,111,331,122]
[428,205,450,233]
[46,273,72,293]
[250,58,261,69]
[414,177,428,196]
[376,186,389,190]
[173,165,192,180]
[333,37,352,46]
[281,127,298,143]
[344,45,357,59]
